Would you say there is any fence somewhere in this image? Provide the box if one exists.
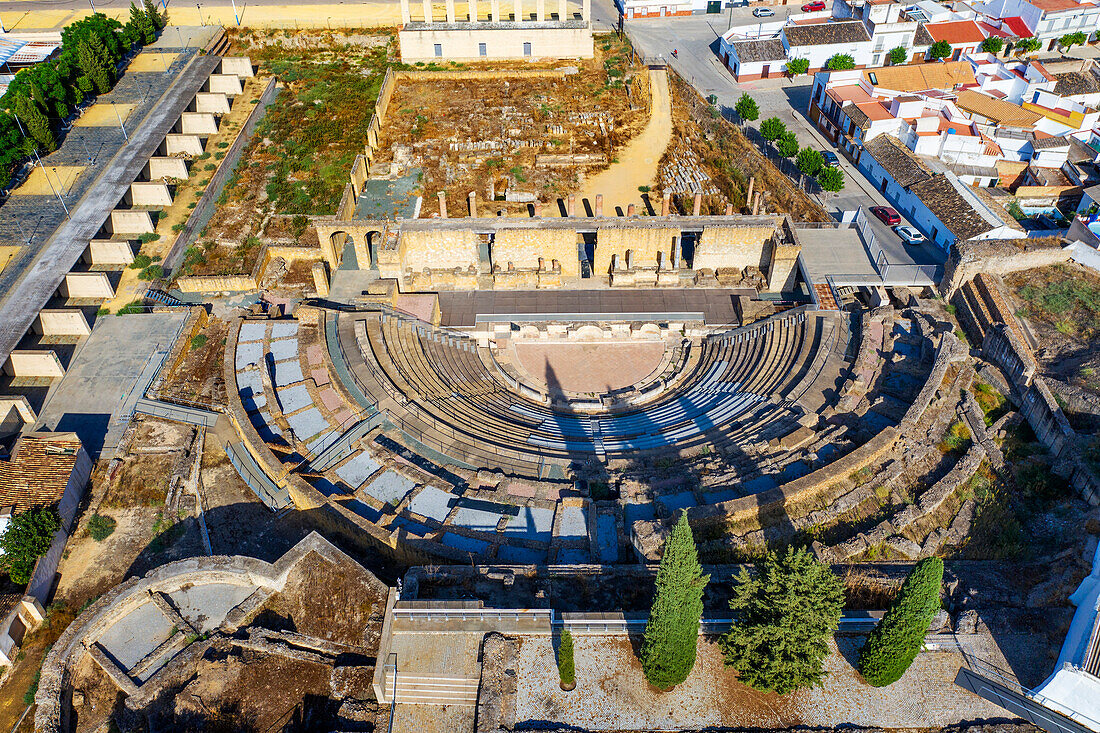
[224,440,293,511]
[741,124,822,197]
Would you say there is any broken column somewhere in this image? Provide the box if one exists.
[468,191,478,217]
[534,201,543,217]
[438,191,448,218]
[692,192,702,216]
[567,194,576,216]
[661,192,671,216]
[627,203,636,216]
[746,176,755,209]
[312,262,330,297]
[595,194,603,216]
[725,203,734,215]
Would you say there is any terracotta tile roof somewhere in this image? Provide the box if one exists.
[0,433,83,513]
[783,20,870,47]
[864,134,933,188]
[955,89,1042,126]
[908,176,996,240]
[861,60,975,92]
[924,20,986,45]
[730,38,788,63]
[1031,0,1095,13]
[999,16,1034,37]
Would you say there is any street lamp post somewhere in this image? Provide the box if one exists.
[89,0,97,13]
[197,3,204,24]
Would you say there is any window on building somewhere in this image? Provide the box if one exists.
[479,42,487,56]
[523,42,532,56]
[434,43,443,56]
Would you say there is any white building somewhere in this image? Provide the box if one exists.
[976,0,1100,50]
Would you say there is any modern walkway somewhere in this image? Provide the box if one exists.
[0,37,221,366]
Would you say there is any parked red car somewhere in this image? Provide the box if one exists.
[801,1,826,10]
[870,206,901,226]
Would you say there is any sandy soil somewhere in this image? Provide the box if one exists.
[515,634,1008,730]
[580,69,672,216]
[513,341,667,394]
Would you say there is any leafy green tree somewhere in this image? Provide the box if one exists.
[776,130,799,158]
[796,147,824,177]
[557,628,576,687]
[735,93,759,122]
[981,36,1004,54]
[62,14,124,64]
[128,2,156,46]
[858,558,943,686]
[786,57,810,76]
[0,506,61,585]
[760,116,786,141]
[640,512,710,691]
[12,95,57,153]
[78,41,112,94]
[720,546,844,694]
[1060,31,1086,48]
[818,166,845,192]
[826,53,855,70]
[1015,37,1042,55]
[887,46,908,65]
[145,0,169,30]
[928,40,953,60]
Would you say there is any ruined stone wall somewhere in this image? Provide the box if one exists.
[692,224,777,274]
[940,237,1069,297]
[593,225,676,276]
[400,229,480,273]
[493,228,579,278]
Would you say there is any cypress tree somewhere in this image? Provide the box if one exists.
[145,0,169,30]
[640,511,710,690]
[720,546,844,694]
[14,95,57,153]
[557,628,575,689]
[87,34,117,85]
[78,41,112,94]
[858,557,944,687]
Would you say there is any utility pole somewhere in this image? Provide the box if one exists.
[231,0,240,25]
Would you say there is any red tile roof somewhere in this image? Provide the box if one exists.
[924,20,987,45]
[999,16,1034,37]
[1031,0,1094,13]
[978,20,1014,38]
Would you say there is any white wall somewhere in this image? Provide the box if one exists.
[399,25,594,61]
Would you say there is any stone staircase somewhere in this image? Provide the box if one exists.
[385,671,480,706]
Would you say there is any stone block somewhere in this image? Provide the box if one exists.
[110,210,155,236]
[164,134,204,156]
[83,240,134,267]
[207,73,244,96]
[180,112,218,135]
[59,272,114,299]
[3,350,64,378]
[220,56,255,77]
[33,309,91,337]
[194,92,230,115]
[129,182,173,207]
[146,156,189,181]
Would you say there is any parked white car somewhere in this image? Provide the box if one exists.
[893,225,925,245]
[753,7,775,16]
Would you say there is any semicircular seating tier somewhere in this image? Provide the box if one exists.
[332,307,851,479]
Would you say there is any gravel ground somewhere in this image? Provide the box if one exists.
[515,635,1008,730]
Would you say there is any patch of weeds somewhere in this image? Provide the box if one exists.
[138,265,164,281]
[116,300,145,315]
[138,232,161,244]
[972,382,1008,426]
[850,466,873,486]
[96,307,111,316]
[510,166,527,183]
[939,420,971,454]
[190,334,208,350]
[87,514,117,541]
[24,668,40,707]
[216,141,229,149]
[130,253,153,270]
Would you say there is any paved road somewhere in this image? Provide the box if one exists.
[624,14,945,272]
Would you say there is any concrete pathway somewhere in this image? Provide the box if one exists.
[580,68,672,216]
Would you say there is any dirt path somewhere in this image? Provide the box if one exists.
[581,68,672,216]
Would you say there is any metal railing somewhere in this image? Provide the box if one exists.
[384,653,398,730]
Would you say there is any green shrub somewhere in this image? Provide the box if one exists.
[776,131,800,158]
[138,232,161,244]
[818,166,845,192]
[786,57,810,76]
[887,46,908,65]
[721,546,844,694]
[760,117,786,141]
[216,141,229,148]
[117,300,145,315]
[138,264,164,281]
[190,334,208,350]
[797,147,824,177]
[734,93,759,122]
[857,557,943,686]
[1,507,61,585]
[928,41,952,60]
[939,420,971,453]
[826,53,855,70]
[1060,31,1086,48]
[87,514,117,542]
[96,307,111,316]
[981,37,1004,54]
[130,253,152,269]
[557,628,575,686]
